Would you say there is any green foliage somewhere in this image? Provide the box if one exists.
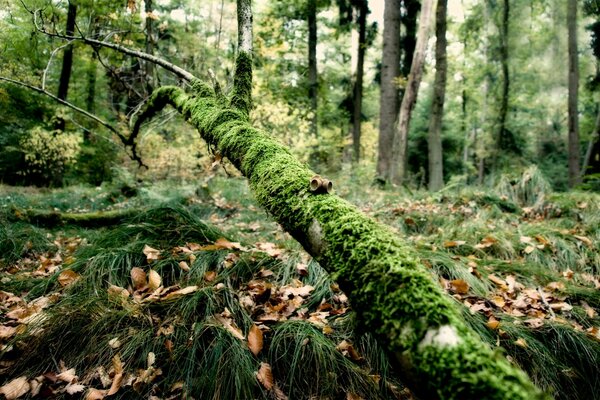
[19,126,83,186]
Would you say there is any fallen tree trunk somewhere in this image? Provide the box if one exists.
[8,207,139,228]
[130,80,546,399]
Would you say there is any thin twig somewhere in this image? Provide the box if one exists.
[42,41,73,90]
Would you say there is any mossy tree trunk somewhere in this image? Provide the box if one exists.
[129,21,547,397]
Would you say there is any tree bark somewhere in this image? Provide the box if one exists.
[144,0,157,92]
[568,0,581,187]
[496,0,510,159]
[57,1,77,101]
[582,106,600,177]
[376,0,401,183]
[427,0,447,191]
[352,1,367,162]
[392,0,437,184]
[308,0,318,137]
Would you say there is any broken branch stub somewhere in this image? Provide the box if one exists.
[309,175,333,194]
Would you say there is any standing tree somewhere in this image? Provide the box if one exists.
[308,0,319,137]
[392,0,436,184]
[351,0,368,162]
[427,0,447,191]
[495,0,511,164]
[377,0,420,184]
[376,0,400,182]
[567,0,581,187]
[57,1,77,101]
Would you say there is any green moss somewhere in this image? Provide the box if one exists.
[125,82,548,399]
[229,51,253,116]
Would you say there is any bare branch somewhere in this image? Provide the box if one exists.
[0,76,147,168]
[42,41,73,91]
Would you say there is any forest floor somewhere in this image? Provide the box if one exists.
[0,171,599,400]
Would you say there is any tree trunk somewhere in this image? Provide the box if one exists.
[427,0,447,191]
[308,0,318,137]
[352,1,367,163]
[582,106,600,177]
[400,0,420,79]
[496,0,510,159]
[57,1,77,101]
[144,0,156,92]
[376,0,401,182]
[131,80,545,400]
[392,0,437,184]
[568,0,581,187]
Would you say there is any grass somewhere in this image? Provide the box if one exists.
[0,175,599,399]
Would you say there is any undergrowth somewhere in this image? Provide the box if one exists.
[1,175,599,399]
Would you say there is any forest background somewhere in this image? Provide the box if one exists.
[1,1,600,399]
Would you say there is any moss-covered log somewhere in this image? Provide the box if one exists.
[8,208,139,228]
[132,81,548,399]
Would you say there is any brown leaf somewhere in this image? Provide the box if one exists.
[85,388,107,400]
[248,324,263,356]
[523,245,535,254]
[486,316,500,330]
[204,271,217,282]
[0,376,30,399]
[58,269,80,287]
[488,274,508,290]
[178,261,190,272]
[449,279,469,295]
[56,368,77,383]
[443,240,466,248]
[582,301,596,318]
[142,245,161,262]
[130,268,147,290]
[65,384,86,395]
[0,325,18,339]
[215,314,245,340]
[161,286,199,301]
[256,363,274,390]
[296,262,309,276]
[148,270,162,290]
[514,338,528,348]
[573,235,593,247]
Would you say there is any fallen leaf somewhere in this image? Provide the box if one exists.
[108,338,121,349]
[514,338,528,348]
[256,362,274,390]
[143,245,161,262]
[0,325,18,339]
[573,235,593,247]
[148,270,162,290]
[215,314,245,340]
[296,263,309,276]
[178,261,190,272]
[57,269,80,287]
[85,388,107,400]
[486,316,500,330]
[56,368,77,383]
[204,271,217,282]
[248,324,263,356]
[161,286,199,301]
[449,279,469,295]
[582,301,596,318]
[130,268,147,290]
[66,383,86,395]
[443,240,466,248]
[0,376,30,399]
[524,245,535,254]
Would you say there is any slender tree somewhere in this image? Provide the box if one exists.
[308,0,319,137]
[144,0,157,92]
[57,1,77,100]
[568,0,581,187]
[427,0,447,191]
[376,0,401,182]
[351,0,368,162]
[392,0,436,184]
[496,0,510,158]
